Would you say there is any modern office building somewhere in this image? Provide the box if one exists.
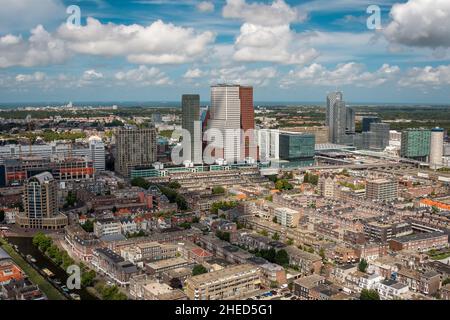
[185,264,262,300]
[182,94,202,164]
[362,117,381,132]
[326,92,347,144]
[256,129,279,162]
[208,85,256,163]
[366,178,398,202]
[400,128,431,161]
[429,127,444,169]
[346,108,355,134]
[115,125,157,177]
[279,132,315,165]
[281,126,329,144]
[370,122,390,151]
[16,172,68,229]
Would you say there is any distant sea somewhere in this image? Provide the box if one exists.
[0,101,449,110]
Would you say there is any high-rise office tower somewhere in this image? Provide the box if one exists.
[362,117,381,132]
[16,172,67,229]
[326,92,347,144]
[182,95,202,164]
[208,85,256,163]
[257,129,279,162]
[370,122,390,151]
[430,127,444,169]
[400,128,431,161]
[88,136,106,172]
[115,125,157,177]
[239,86,257,159]
[346,108,355,134]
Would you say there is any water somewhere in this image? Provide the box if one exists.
[6,237,97,301]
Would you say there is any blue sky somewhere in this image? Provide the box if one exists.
[1,0,450,104]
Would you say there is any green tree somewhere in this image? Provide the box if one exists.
[168,181,181,189]
[81,219,94,233]
[358,258,368,273]
[272,232,280,241]
[131,177,150,189]
[216,231,231,242]
[319,248,326,262]
[360,289,380,300]
[212,186,226,195]
[442,278,450,286]
[274,249,289,266]
[192,264,208,276]
[81,270,96,287]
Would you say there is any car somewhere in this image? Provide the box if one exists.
[284,293,292,298]
[270,290,277,295]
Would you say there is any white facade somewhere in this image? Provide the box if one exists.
[94,220,122,238]
[257,129,280,161]
[430,128,444,169]
[209,85,242,163]
[275,207,300,227]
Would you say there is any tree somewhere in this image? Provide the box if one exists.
[272,217,278,224]
[212,186,225,195]
[442,278,450,286]
[358,258,368,273]
[216,231,231,242]
[272,232,280,241]
[192,265,208,276]
[274,250,289,266]
[81,270,96,287]
[168,181,181,189]
[360,289,380,300]
[131,177,150,190]
[65,191,77,207]
[81,219,94,233]
[319,248,326,262]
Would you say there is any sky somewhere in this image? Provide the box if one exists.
[1,0,450,104]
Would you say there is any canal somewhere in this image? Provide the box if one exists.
[7,236,97,300]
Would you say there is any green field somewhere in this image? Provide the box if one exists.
[0,238,66,300]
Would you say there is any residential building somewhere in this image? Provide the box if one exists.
[15,172,67,230]
[92,248,138,286]
[185,264,262,300]
[257,129,279,161]
[94,218,122,238]
[275,207,301,227]
[293,274,326,299]
[114,125,157,177]
[389,232,448,252]
[366,178,398,202]
[377,279,409,300]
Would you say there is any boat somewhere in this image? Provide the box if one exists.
[26,255,37,263]
[70,293,81,300]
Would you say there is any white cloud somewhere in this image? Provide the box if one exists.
[197,1,214,12]
[15,72,47,83]
[114,65,172,86]
[233,23,319,64]
[0,25,69,68]
[0,0,65,32]
[57,17,215,65]
[223,0,317,65]
[82,69,104,81]
[281,62,400,88]
[223,0,305,26]
[398,65,450,88]
[384,0,450,49]
[183,68,205,79]
[210,66,278,86]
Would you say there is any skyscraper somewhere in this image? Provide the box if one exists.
[362,117,381,132]
[182,94,202,164]
[346,107,355,134]
[326,92,347,144]
[430,127,444,169]
[279,132,315,167]
[370,122,390,151]
[400,128,431,161]
[115,125,157,177]
[208,84,256,163]
[16,172,68,229]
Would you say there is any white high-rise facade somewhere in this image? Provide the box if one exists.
[430,127,444,169]
[257,129,279,162]
[209,85,242,163]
